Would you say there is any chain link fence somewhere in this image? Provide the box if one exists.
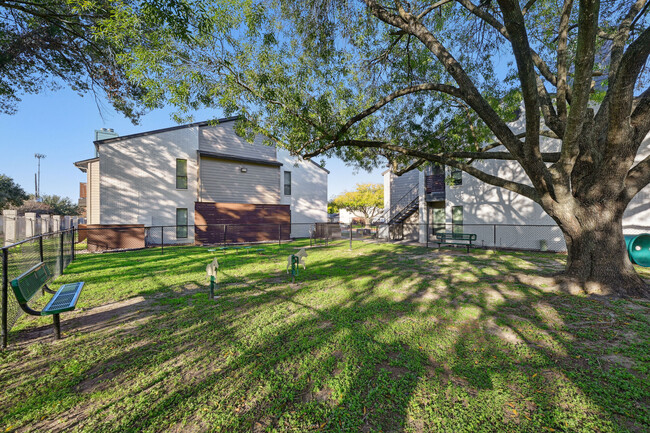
[2,229,75,347]
[376,222,650,252]
[5,221,648,347]
[70,222,650,254]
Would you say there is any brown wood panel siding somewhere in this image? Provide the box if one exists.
[80,224,145,251]
[199,124,276,161]
[199,157,281,204]
[195,202,290,244]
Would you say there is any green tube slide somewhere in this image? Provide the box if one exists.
[624,234,650,267]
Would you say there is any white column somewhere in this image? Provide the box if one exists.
[52,215,62,233]
[40,214,51,233]
[418,171,427,244]
[25,212,37,238]
[3,209,17,246]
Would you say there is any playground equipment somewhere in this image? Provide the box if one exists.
[206,257,219,299]
[624,234,650,267]
[287,248,308,282]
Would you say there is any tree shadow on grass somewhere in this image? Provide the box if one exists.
[2,243,649,432]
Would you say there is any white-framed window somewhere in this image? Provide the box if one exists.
[176,208,188,238]
[176,159,188,189]
[451,167,462,186]
[284,171,291,195]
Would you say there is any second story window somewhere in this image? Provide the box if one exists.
[451,168,462,186]
[176,159,187,189]
[284,171,291,195]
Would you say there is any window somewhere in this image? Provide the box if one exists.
[452,206,463,234]
[176,159,188,189]
[284,171,291,195]
[451,168,462,186]
[176,208,188,238]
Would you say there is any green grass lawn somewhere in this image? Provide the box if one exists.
[1,241,649,433]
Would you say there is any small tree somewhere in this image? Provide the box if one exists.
[330,184,383,227]
[41,195,80,216]
[0,175,28,209]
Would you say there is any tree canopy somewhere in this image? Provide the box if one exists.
[102,1,650,296]
[329,183,383,224]
[0,0,151,120]
[0,174,28,209]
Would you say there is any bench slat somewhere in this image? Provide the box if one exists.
[11,263,53,304]
[42,282,84,315]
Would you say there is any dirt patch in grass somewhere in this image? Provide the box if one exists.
[11,296,158,347]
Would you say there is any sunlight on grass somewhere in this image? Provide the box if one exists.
[1,241,648,432]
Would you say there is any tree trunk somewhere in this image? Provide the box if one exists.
[559,214,649,298]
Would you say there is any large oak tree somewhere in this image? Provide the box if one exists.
[108,0,650,297]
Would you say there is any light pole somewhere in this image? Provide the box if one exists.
[35,153,46,199]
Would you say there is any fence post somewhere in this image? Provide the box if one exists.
[278,224,281,247]
[161,226,164,255]
[71,228,75,261]
[349,224,352,250]
[223,225,227,245]
[59,232,64,275]
[2,248,8,349]
[39,234,44,262]
[493,224,497,247]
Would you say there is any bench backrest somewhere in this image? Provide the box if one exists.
[436,233,477,241]
[10,262,52,304]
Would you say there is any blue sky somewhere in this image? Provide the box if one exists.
[0,88,384,203]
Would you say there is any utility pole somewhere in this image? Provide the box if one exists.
[34,153,46,200]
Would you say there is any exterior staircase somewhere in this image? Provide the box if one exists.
[389,197,419,224]
[379,184,420,225]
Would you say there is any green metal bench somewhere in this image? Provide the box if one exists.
[10,262,84,340]
[434,232,477,253]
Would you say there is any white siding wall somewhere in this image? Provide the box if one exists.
[98,126,199,243]
[199,157,281,204]
[277,149,328,237]
[445,116,650,250]
[88,160,100,225]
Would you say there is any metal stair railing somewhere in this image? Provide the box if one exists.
[378,183,419,224]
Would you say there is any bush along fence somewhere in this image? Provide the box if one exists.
[1,229,75,348]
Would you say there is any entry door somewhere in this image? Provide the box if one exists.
[432,208,445,234]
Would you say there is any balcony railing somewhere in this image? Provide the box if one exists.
[425,174,445,202]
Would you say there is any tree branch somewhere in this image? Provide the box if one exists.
[417,0,453,20]
[363,0,523,158]
[304,139,540,201]
[631,86,650,141]
[605,24,650,156]
[557,0,599,181]
[624,154,650,199]
[335,82,462,140]
[395,158,425,176]
[595,0,647,137]
[455,0,561,90]
[497,0,556,197]
[556,0,573,129]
